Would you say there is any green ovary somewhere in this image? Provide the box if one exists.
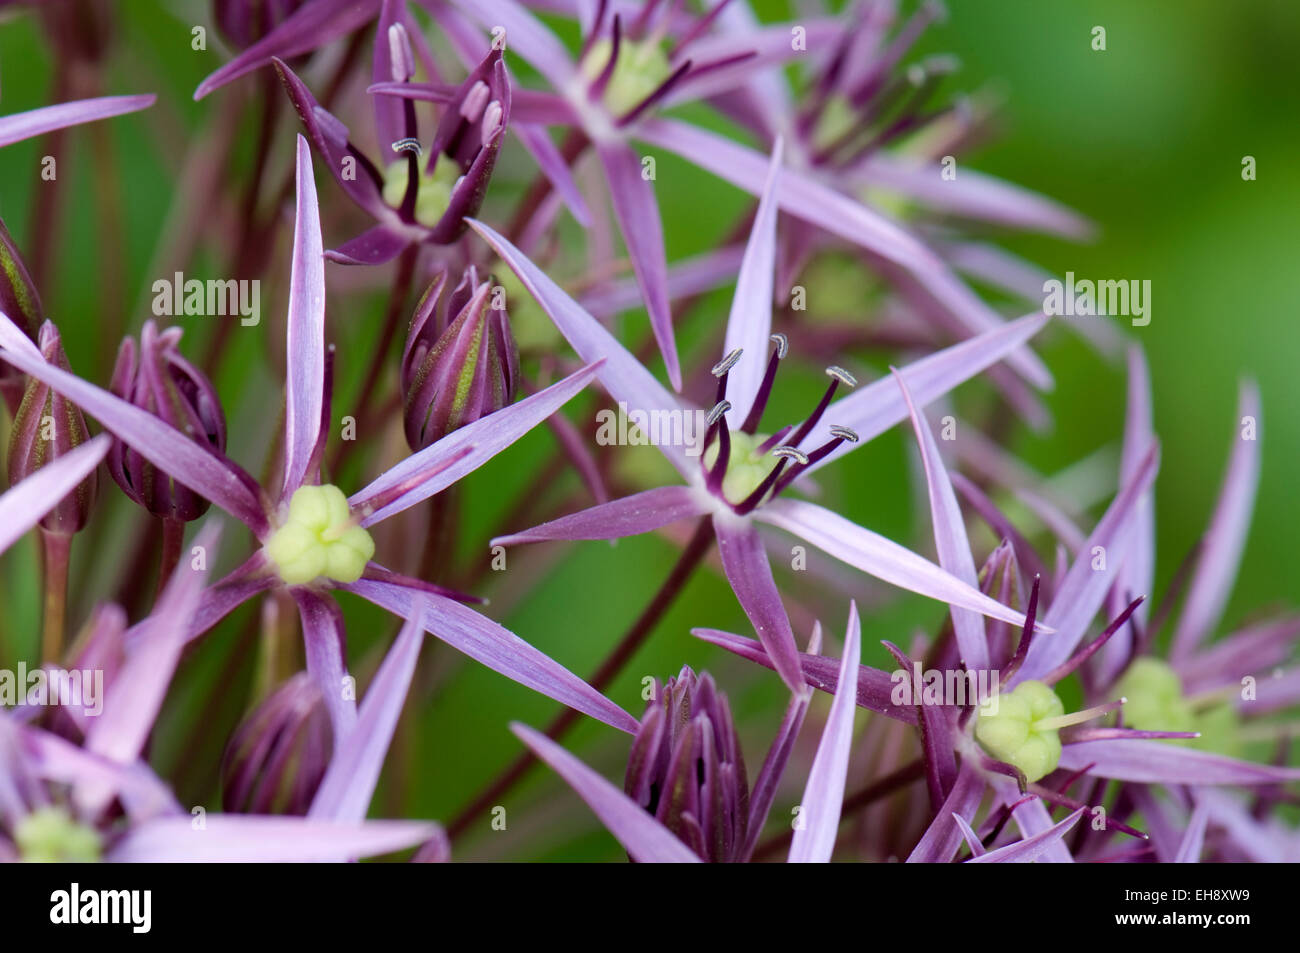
[1114,657,1240,756]
[974,680,1065,783]
[263,484,375,586]
[381,157,461,228]
[581,38,672,116]
[15,807,101,862]
[702,430,779,507]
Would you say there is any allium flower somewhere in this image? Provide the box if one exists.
[400,266,519,451]
[471,144,1046,694]
[0,136,634,741]
[275,17,509,263]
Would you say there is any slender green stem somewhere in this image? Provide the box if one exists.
[157,517,185,599]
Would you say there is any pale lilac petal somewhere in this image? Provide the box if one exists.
[664,21,842,106]
[1195,789,1292,863]
[493,486,709,547]
[992,778,1074,863]
[1174,803,1210,863]
[0,313,268,535]
[894,371,987,670]
[595,141,679,390]
[906,762,984,862]
[968,808,1085,863]
[721,138,782,427]
[19,725,180,821]
[802,313,1051,477]
[952,812,987,858]
[86,523,220,767]
[349,579,638,733]
[788,603,861,863]
[310,610,426,822]
[692,628,913,723]
[468,219,692,478]
[580,244,745,320]
[0,434,108,557]
[108,815,439,862]
[282,135,327,496]
[755,499,1042,632]
[0,95,156,147]
[1171,380,1262,662]
[713,517,805,694]
[293,591,358,741]
[1016,445,1160,682]
[445,0,576,89]
[350,361,601,525]
[635,118,1052,387]
[743,684,811,861]
[1059,739,1300,785]
[195,0,381,99]
[511,722,700,862]
[849,156,1093,238]
[514,122,592,227]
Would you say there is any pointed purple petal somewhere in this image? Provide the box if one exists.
[756,499,1044,632]
[968,807,1085,863]
[595,141,679,390]
[0,95,156,147]
[0,434,108,556]
[952,812,987,857]
[742,683,811,860]
[444,0,576,88]
[720,138,782,426]
[350,360,601,524]
[788,603,861,863]
[492,486,708,547]
[107,815,439,862]
[310,609,425,822]
[326,224,411,265]
[893,370,987,670]
[1171,380,1261,661]
[1059,739,1300,785]
[511,722,700,862]
[293,590,358,741]
[1174,803,1210,863]
[514,122,592,227]
[349,580,638,733]
[0,314,268,535]
[468,218,693,477]
[906,762,984,862]
[713,517,805,694]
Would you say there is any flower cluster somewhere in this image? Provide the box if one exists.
[0,0,1293,866]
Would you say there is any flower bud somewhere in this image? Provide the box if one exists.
[222,673,332,816]
[400,267,519,451]
[107,321,228,522]
[213,0,305,52]
[0,218,45,415]
[7,322,98,535]
[624,667,749,862]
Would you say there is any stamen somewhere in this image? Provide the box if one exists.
[711,348,743,378]
[769,332,788,358]
[588,13,623,102]
[388,23,415,83]
[825,365,857,387]
[616,57,693,126]
[392,137,423,157]
[480,101,504,145]
[1036,700,1125,733]
[740,335,787,434]
[460,80,490,122]
[771,446,809,465]
[786,365,857,450]
[828,425,859,443]
[705,399,731,428]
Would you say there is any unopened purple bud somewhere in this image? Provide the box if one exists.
[0,218,44,415]
[213,0,305,52]
[107,321,228,522]
[400,267,519,451]
[222,673,332,816]
[624,667,750,862]
[7,322,98,535]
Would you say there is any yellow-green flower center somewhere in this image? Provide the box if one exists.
[263,484,375,586]
[15,807,101,862]
[702,430,780,506]
[811,94,859,153]
[1114,657,1240,756]
[581,38,672,116]
[381,157,460,228]
[974,680,1065,783]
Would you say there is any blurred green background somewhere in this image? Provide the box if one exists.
[0,1,1296,860]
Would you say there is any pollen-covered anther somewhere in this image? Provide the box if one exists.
[263,484,376,586]
[825,365,857,388]
[706,400,731,427]
[391,137,423,157]
[771,446,810,465]
[711,348,743,378]
[828,425,859,443]
[769,333,788,358]
[388,23,415,83]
